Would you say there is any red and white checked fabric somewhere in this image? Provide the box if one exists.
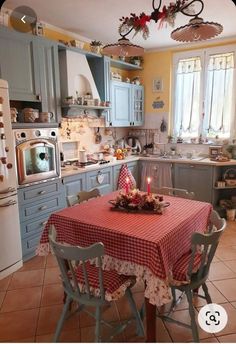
[75,263,133,301]
[117,164,136,190]
[37,191,212,306]
[171,250,202,284]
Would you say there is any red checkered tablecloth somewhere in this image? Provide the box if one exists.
[37,191,212,306]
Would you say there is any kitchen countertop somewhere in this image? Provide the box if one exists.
[61,155,236,178]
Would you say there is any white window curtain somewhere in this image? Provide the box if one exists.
[204,53,235,138]
[174,57,201,138]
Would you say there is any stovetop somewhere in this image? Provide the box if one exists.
[64,159,110,169]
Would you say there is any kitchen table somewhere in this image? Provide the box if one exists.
[37,191,212,342]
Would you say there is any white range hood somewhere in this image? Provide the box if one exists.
[59,50,100,101]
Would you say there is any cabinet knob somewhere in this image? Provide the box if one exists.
[38,190,46,195]
[41,221,47,226]
[36,94,41,101]
[109,122,112,126]
[130,122,132,126]
[39,205,47,211]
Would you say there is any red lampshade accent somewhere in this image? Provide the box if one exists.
[103,37,144,57]
[171,17,223,43]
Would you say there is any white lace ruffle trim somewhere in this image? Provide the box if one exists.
[36,243,172,306]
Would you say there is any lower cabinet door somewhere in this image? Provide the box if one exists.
[62,173,86,196]
[21,232,42,261]
[86,167,113,195]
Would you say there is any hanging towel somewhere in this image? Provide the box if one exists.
[117,164,136,190]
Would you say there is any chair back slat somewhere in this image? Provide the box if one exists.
[48,225,105,302]
[159,187,195,199]
[67,188,101,207]
[187,212,226,281]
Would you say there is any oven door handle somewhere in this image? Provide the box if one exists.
[30,140,48,146]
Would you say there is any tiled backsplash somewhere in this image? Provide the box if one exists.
[59,118,128,160]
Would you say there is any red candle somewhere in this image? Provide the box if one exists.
[147,177,151,195]
[125,177,130,194]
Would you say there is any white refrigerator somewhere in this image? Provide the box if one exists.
[0,79,22,279]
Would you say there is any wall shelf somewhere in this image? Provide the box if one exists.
[110,59,143,71]
[12,122,59,129]
[61,104,110,110]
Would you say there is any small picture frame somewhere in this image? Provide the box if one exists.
[153,78,163,92]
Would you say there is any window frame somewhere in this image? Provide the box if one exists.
[171,44,236,140]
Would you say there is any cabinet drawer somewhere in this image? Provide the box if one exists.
[20,214,49,239]
[22,232,42,262]
[86,167,112,195]
[18,180,61,204]
[19,195,63,222]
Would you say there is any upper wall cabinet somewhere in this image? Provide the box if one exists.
[132,84,144,126]
[0,28,61,124]
[0,27,40,102]
[37,37,61,120]
[111,81,132,127]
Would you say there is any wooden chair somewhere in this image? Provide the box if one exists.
[67,188,101,207]
[159,186,195,199]
[159,210,226,342]
[49,225,144,342]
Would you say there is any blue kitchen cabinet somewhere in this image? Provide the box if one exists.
[0,27,41,102]
[132,85,144,126]
[110,81,132,127]
[113,161,139,190]
[18,179,66,261]
[174,163,213,203]
[86,167,113,195]
[37,37,61,123]
[62,172,87,198]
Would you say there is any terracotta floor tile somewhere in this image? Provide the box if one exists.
[116,292,143,321]
[1,286,42,312]
[46,254,58,268]
[217,333,236,342]
[223,260,236,274]
[36,304,80,336]
[0,275,12,291]
[44,267,61,285]
[215,246,236,261]
[8,269,44,290]
[231,301,236,309]
[0,308,39,341]
[41,283,64,307]
[212,278,236,302]
[0,291,6,308]
[164,308,214,342]
[212,303,236,337]
[18,255,46,271]
[208,261,236,281]
[80,323,126,342]
[79,303,120,328]
[8,336,36,342]
[35,329,81,342]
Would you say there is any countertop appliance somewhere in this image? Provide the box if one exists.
[0,79,22,279]
[126,136,142,154]
[14,128,60,187]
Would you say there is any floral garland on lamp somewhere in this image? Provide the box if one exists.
[119,0,194,39]
[111,189,169,214]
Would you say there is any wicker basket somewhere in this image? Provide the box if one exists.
[223,168,236,186]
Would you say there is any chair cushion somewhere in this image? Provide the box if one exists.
[172,250,202,283]
[75,263,134,300]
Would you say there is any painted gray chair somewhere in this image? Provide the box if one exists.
[49,225,144,342]
[159,186,195,199]
[159,210,226,342]
[67,188,101,207]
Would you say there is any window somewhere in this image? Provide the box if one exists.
[172,45,236,139]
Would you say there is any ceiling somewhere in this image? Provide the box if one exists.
[3,0,236,50]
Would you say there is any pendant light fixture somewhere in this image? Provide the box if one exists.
[102,0,223,57]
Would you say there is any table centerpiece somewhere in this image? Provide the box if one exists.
[109,189,169,214]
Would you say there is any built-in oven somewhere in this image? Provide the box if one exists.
[14,128,60,186]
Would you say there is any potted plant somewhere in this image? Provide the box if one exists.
[220,199,236,220]
[129,56,144,66]
[90,40,102,54]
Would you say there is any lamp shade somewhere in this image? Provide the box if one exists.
[171,17,223,43]
[102,37,144,57]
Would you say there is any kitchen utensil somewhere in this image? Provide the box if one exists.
[39,112,54,123]
[79,150,87,163]
[95,127,102,144]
